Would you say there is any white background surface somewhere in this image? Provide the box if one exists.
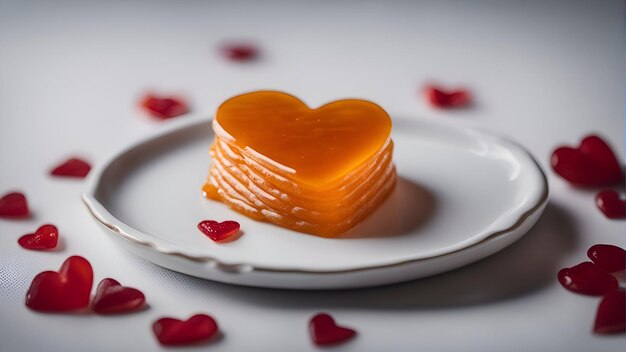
[0,0,623,351]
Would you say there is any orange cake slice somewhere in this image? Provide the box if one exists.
[208,140,396,223]
[203,91,396,237]
[211,137,395,209]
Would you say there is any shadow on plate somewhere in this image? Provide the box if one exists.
[339,176,437,239]
[134,201,578,310]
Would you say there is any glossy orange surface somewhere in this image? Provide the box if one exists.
[214,91,392,190]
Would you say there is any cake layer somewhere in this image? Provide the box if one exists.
[208,139,396,223]
[205,162,397,236]
[212,136,394,208]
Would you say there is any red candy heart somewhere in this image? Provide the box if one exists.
[50,158,91,178]
[588,244,626,273]
[18,224,58,250]
[0,192,29,218]
[25,256,93,312]
[424,85,471,108]
[141,94,188,120]
[557,261,618,296]
[221,43,258,61]
[92,278,146,315]
[309,313,357,346]
[594,289,626,334]
[198,220,240,242]
[551,135,624,187]
[596,190,626,219]
[153,314,219,346]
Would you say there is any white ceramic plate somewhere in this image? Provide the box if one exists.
[83,116,548,289]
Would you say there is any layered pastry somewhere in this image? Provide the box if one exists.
[203,91,396,237]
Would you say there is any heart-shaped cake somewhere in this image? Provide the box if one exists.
[203,91,396,237]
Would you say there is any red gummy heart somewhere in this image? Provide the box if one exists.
[557,261,618,296]
[0,192,29,218]
[92,278,146,315]
[596,190,626,219]
[18,224,58,250]
[594,289,626,334]
[588,244,626,272]
[221,43,258,61]
[141,94,188,120]
[50,158,91,178]
[153,314,219,346]
[198,220,240,242]
[424,85,471,108]
[25,256,93,312]
[309,313,357,346]
[551,135,624,187]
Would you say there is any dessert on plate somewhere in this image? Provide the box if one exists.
[203,91,396,237]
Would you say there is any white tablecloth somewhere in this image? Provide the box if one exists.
[0,1,623,351]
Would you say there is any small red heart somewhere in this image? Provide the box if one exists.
[92,278,146,315]
[198,220,240,242]
[309,313,357,346]
[594,289,625,334]
[50,158,91,178]
[25,256,93,312]
[0,192,29,218]
[141,94,188,120]
[424,85,471,108]
[596,190,626,219]
[557,261,618,296]
[18,224,58,250]
[153,314,219,346]
[587,244,626,273]
[221,43,258,61]
[551,135,624,187]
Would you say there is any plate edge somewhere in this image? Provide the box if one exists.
[81,116,550,275]
[82,157,548,274]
